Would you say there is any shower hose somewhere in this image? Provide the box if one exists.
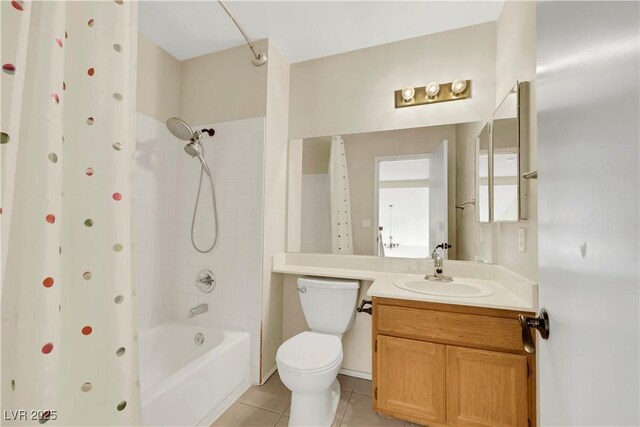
[191,145,219,253]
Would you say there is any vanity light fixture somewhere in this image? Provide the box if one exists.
[394,79,471,108]
[401,86,415,101]
[425,82,440,98]
[451,79,468,95]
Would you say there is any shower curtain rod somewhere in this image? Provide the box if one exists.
[217,0,268,66]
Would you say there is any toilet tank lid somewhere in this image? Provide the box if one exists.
[297,276,360,290]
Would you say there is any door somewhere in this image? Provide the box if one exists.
[376,335,446,424]
[446,346,528,427]
[429,140,448,255]
[537,2,640,425]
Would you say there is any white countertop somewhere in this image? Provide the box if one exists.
[273,253,537,312]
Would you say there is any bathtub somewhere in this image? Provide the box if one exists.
[139,323,250,426]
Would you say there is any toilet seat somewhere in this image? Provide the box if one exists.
[277,332,342,374]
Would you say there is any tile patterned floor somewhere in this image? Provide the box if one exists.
[212,372,417,427]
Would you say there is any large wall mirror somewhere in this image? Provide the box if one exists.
[289,122,494,262]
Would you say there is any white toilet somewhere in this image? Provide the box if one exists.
[276,276,360,427]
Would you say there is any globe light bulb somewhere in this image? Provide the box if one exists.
[451,79,467,95]
[426,82,440,98]
[401,86,415,101]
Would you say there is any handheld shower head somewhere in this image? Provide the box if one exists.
[166,117,194,141]
[184,141,202,157]
[184,141,212,177]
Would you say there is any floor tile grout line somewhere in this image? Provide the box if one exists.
[336,389,353,427]
[237,400,287,416]
[274,412,285,427]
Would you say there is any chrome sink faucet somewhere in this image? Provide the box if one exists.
[188,303,208,318]
[425,243,453,282]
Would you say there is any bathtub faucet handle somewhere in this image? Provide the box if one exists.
[195,269,216,293]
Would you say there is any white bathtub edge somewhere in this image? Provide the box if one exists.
[141,326,251,427]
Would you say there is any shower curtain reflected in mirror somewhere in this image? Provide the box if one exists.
[1,1,140,425]
[329,136,353,254]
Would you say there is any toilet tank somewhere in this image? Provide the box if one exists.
[297,276,360,335]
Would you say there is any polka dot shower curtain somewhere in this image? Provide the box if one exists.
[1,1,140,425]
[329,136,353,254]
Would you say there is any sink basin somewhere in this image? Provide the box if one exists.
[393,277,494,298]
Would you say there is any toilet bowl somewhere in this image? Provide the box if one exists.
[277,332,343,426]
[276,277,360,427]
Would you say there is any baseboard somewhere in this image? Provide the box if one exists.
[339,368,372,380]
[261,365,278,385]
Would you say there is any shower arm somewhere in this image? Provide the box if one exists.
[217,0,267,66]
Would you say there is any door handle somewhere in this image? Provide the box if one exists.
[518,309,550,354]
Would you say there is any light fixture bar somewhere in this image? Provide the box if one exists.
[394,80,471,109]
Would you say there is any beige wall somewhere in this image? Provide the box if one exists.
[495,0,538,281]
[289,22,496,139]
[179,40,268,125]
[453,0,537,281]
[136,34,267,126]
[260,41,290,382]
[302,137,331,174]
[136,33,181,121]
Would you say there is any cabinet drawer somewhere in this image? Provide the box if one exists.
[377,304,524,353]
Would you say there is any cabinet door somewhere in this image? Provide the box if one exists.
[377,335,446,424]
[447,346,528,427]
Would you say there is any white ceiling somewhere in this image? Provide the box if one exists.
[139,1,504,63]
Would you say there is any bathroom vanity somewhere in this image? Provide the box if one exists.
[371,297,535,427]
[273,253,538,427]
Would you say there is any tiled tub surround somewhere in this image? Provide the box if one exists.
[173,116,265,383]
[273,252,537,311]
[135,114,265,425]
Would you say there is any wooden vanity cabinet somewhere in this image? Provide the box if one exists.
[372,297,536,427]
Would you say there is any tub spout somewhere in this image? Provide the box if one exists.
[188,303,208,318]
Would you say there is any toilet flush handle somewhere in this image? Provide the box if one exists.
[357,299,372,315]
[297,286,307,293]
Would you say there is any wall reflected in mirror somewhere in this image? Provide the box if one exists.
[292,123,494,262]
[476,122,491,223]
